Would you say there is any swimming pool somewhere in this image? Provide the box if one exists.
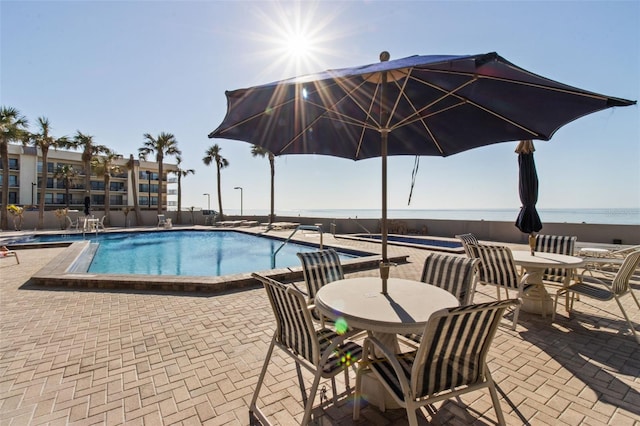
[23,230,359,276]
[346,234,464,252]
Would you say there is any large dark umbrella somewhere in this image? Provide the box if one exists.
[209,51,635,293]
[515,140,542,254]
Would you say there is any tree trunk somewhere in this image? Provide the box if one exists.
[65,178,70,208]
[104,174,111,227]
[157,155,163,214]
[216,163,224,219]
[177,174,182,224]
[38,147,48,229]
[1,141,9,230]
[130,155,142,226]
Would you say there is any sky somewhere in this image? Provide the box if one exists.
[2,0,639,216]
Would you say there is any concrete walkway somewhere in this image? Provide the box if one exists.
[1,232,639,425]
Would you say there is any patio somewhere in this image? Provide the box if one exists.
[0,231,638,425]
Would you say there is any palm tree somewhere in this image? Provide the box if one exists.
[203,144,229,220]
[1,106,29,230]
[126,154,142,226]
[172,155,195,224]
[91,150,122,227]
[138,132,181,214]
[53,164,78,208]
[251,145,276,224]
[25,117,71,228]
[71,131,108,197]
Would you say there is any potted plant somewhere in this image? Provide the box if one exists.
[54,208,69,230]
[7,204,24,231]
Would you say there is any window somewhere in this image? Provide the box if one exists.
[9,175,18,187]
[90,181,105,191]
[110,181,125,192]
[92,195,105,205]
[8,192,18,204]
[110,195,124,205]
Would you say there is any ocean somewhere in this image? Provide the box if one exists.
[235,208,640,225]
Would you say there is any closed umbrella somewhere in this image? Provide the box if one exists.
[209,51,635,293]
[83,195,91,216]
[515,140,542,254]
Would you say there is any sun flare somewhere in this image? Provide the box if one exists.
[247,1,348,79]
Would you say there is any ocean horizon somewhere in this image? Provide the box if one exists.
[226,208,640,226]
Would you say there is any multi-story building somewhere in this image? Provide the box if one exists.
[1,144,177,211]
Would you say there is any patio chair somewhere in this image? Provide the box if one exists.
[401,253,479,346]
[96,215,106,231]
[456,233,479,258]
[474,243,532,330]
[353,299,520,426]
[534,234,578,288]
[157,214,167,227]
[553,250,640,343]
[0,247,19,264]
[250,273,362,426]
[297,249,344,324]
[66,215,80,231]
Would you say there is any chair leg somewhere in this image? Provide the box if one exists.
[614,295,640,344]
[486,373,506,426]
[296,363,307,406]
[249,338,276,417]
[353,360,368,420]
[301,372,323,426]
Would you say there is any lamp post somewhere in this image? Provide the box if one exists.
[234,186,243,217]
[31,182,36,206]
[146,171,151,208]
[203,193,210,210]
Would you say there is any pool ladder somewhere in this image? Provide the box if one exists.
[272,225,323,268]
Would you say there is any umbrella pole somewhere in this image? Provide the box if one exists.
[380,129,389,294]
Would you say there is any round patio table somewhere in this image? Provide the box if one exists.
[511,251,585,316]
[315,277,460,336]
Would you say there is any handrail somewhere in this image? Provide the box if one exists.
[272,225,323,268]
[351,218,372,235]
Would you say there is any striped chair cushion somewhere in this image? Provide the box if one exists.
[261,274,362,372]
[475,244,521,290]
[420,253,479,305]
[535,234,577,283]
[456,233,480,258]
[264,278,318,364]
[369,300,515,399]
[297,249,344,301]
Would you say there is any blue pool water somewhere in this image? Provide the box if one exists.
[354,234,462,249]
[21,231,359,276]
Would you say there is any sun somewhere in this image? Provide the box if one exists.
[283,32,313,60]
[247,1,347,79]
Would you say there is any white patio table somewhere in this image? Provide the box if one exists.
[511,251,586,316]
[314,277,459,411]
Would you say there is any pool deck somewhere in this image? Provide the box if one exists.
[1,226,639,425]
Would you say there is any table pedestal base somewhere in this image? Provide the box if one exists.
[361,374,401,411]
[522,285,554,316]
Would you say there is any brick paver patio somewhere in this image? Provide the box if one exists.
[1,229,638,425]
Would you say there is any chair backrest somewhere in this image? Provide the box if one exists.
[611,250,640,295]
[474,244,521,290]
[412,299,519,397]
[456,233,479,258]
[297,249,344,301]
[421,253,479,305]
[157,214,166,224]
[535,234,577,283]
[252,273,319,365]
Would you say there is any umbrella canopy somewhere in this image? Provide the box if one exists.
[515,140,542,234]
[209,51,635,293]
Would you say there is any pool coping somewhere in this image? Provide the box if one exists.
[29,232,409,293]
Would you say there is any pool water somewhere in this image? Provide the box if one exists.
[354,234,462,249]
[25,231,358,276]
